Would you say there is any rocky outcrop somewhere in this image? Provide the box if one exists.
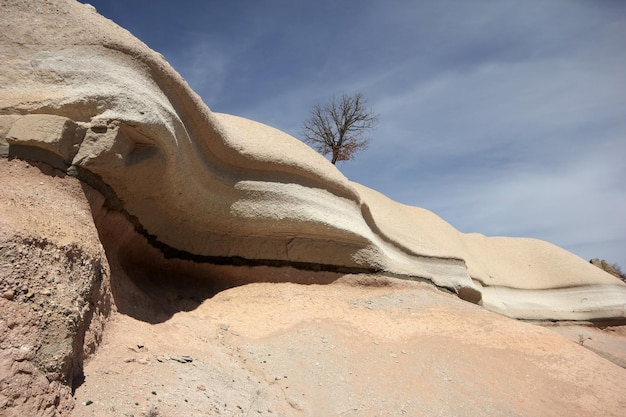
[0,158,112,417]
[591,258,626,281]
[1,0,624,323]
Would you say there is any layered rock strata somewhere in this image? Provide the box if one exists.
[1,0,624,322]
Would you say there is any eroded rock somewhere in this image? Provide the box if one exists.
[6,114,85,169]
[591,258,625,281]
[0,158,112,417]
[1,0,624,320]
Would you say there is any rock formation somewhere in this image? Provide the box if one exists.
[1,1,625,416]
[0,157,112,416]
[1,0,624,322]
[591,258,626,281]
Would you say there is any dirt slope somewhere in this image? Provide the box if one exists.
[71,278,626,417]
[0,157,112,416]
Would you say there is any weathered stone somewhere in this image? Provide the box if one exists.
[591,258,625,280]
[6,114,85,168]
[0,158,112,417]
[0,115,21,156]
[0,0,624,326]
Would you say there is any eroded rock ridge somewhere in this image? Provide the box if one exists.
[1,0,625,323]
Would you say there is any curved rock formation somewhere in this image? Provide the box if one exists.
[1,0,625,322]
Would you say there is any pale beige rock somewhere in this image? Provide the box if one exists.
[591,258,625,280]
[0,115,20,155]
[0,0,624,321]
[6,114,85,167]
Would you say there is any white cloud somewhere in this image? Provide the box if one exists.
[383,133,626,268]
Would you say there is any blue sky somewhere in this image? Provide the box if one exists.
[80,0,625,268]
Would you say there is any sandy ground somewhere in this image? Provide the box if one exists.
[70,277,626,417]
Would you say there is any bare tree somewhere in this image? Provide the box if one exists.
[301,93,379,164]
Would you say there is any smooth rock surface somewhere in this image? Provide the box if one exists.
[1,0,624,321]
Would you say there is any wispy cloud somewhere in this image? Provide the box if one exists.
[168,37,230,107]
[427,140,626,264]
